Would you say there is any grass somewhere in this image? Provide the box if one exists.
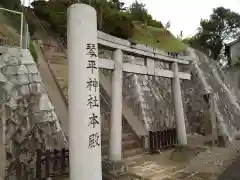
[133,23,186,52]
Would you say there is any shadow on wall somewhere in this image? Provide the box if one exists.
[183,47,240,144]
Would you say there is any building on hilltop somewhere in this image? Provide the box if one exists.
[225,38,240,65]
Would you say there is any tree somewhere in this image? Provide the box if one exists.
[191,7,240,60]
[128,0,163,28]
[31,0,164,41]
[1,0,21,10]
[128,0,151,22]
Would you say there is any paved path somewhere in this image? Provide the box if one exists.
[217,155,240,180]
[123,135,240,180]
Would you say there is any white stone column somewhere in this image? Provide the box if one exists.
[0,105,6,179]
[209,93,218,145]
[109,49,123,161]
[68,4,102,180]
[171,62,187,145]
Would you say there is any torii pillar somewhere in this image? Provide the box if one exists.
[172,62,187,145]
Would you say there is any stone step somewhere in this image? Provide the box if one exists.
[147,166,182,180]
[49,65,66,73]
[50,56,67,61]
[49,59,67,65]
[130,164,178,180]
[51,69,68,78]
[102,139,139,155]
[123,148,143,158]
[123,154,147,167]
[55,76,67,83]
[102,148,143,159]
[47,52,142,159]
[101,132,137,144]
[51,52,67,58]
[102,154,108,159]
[102,127,133,135]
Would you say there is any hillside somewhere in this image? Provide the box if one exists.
[30,0,186,53]
[133,23,186,52]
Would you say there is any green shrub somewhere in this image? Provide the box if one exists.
[28,22,36,36]
[29,40,37,63]
[1,0,21,11]
[147,19,163,28]
[32,1,51,22]
[31,0,164,41]
[102,10,134,39]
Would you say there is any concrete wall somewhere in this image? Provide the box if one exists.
[0,46,67,179]
[230,42,240,65]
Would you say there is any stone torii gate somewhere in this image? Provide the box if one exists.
[67,3,191,180]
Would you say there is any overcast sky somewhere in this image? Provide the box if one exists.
[122,0,240,38]
[25,0,240,38]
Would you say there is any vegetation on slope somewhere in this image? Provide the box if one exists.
[133,23,186,52]
[29,39,38,62]
[31,0,186,52]
[1,0,21,11]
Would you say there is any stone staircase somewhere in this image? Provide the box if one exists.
[42,47,143,159]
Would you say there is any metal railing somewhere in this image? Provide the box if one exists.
[0,7,23,48]
[0,5,33,50]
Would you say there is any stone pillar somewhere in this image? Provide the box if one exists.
[0,105,6,179]
[109,49,123,161]
[209,93,218,145]
[171,62,187,145]
[68,4,102,180]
